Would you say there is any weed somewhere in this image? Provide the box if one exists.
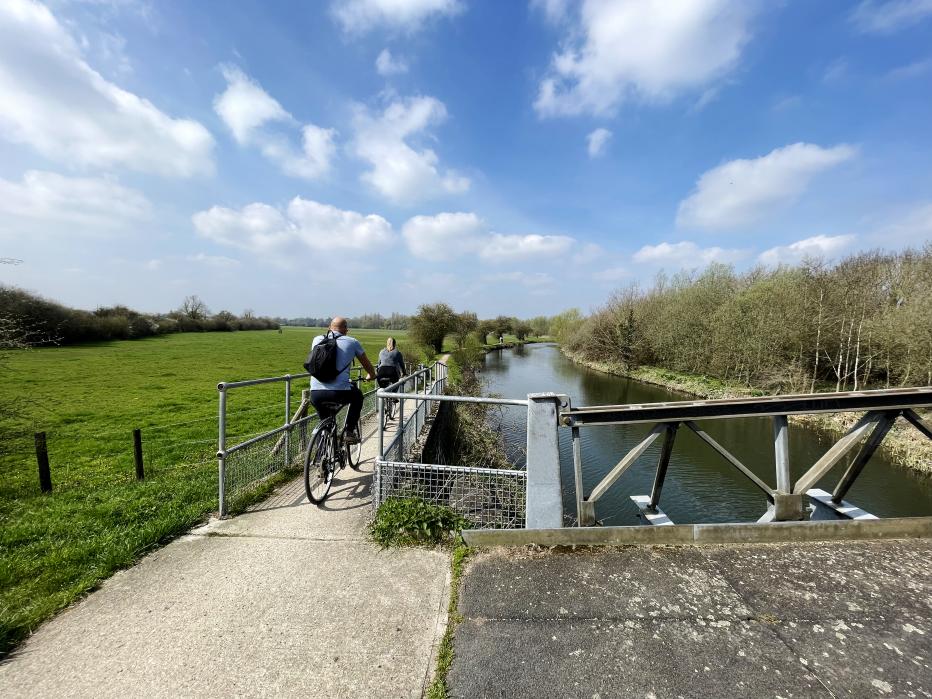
[369,498,468,547]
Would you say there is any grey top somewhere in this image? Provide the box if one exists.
[378,348,405,377]
[309,332,364,391]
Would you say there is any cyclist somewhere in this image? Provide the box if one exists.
[376,337,405,386]
[309,317,375,444]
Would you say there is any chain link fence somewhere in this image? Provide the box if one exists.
[375,461,526,529]
[219,383,378,515]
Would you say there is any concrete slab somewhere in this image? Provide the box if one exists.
[450,540,932,699]
[460,547,751,621]
[448,618,827,698]
[0,413,450,698]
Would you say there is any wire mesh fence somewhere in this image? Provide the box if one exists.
[219,387,379,514]
[375,461,526,529]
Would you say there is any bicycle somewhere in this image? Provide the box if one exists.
[378,375,401,430]
[304,373,366,504]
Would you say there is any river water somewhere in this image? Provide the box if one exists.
[481,343,932,526]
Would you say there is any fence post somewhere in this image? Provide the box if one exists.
[770,414,803,521]
[35,431,52,493]
[133,428,144,481]
[526,393,563,529]
[218,383,227,517]
[284,376,291,466]
[378,394,384,459]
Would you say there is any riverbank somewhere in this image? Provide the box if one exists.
[561,348,932,478]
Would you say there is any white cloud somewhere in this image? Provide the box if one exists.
[401,211,575,262]
[481,271,556,293]
[352,96,469,204]
[214,66,336,179]
[758,235,855,266]
[376,49,409,76]
[850,0,932,33]
[535,0,759,117]
[0,170,150,234]
[332,0,463,34]
[0,0,214,177]
[572,242,603,264]
[193,197,394,258]
[586,128,612,158]
[187,253,241,268]
[633,241,746,267]
[479,233,574,261]
[677,142,857,230]
[401,212,485,261]
[871,201,932,243]
[822,57,848,84]
[886,57,932,80]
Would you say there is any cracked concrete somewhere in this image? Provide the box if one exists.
[449,541,932,698]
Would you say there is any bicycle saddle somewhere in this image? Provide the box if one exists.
[317,401,345,414]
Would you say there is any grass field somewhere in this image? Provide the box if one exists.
[0,326,409,655]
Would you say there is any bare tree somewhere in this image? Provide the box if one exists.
[179,295,210,320]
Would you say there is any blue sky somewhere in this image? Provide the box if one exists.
[1,0,931,318]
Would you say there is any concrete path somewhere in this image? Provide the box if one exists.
[0,413,450,698]
[449,540,932,698]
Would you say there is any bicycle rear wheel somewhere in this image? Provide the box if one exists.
[304,421,335,504]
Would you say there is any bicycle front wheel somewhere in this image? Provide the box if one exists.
[346,431,364,470]
[304,422,334,504]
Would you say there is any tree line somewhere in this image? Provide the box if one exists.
[407,303,554,354]
[558,245,932,393]
[0,286,279,346]
[278,312,410,330]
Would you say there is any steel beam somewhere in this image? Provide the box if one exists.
[526,393,564,529]
[588,424,665,503]
[903,408,932,440]
[684,421,774,499]
[831,411,899,503]
[648,423,679,509]
[773,415,790,493]
[793,411,882,494]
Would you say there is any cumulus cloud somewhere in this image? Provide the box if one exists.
[214,66,336,179]
[479,233,573,261]
[193,198,394,258]
[0,0,214,177]
[351,96,469,204]
[0,170,150,234]
[676,142,857,230]
[332,0,463,34]
[758,235,855,266]
[587,128,612,158]
[850,0,932,34]
[535,0,759,117]
[401,211,575,262]
[633,241,746,267]
[376,49,408,76]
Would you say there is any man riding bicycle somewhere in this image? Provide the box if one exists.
[309,317,376,444]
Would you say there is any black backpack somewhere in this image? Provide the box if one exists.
[304,331,351,382]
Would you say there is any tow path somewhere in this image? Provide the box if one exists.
[0,413,449,698]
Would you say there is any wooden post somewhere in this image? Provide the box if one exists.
[133,428,144,481]
[35,431,52,493]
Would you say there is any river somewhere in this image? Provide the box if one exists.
[481,343,932,526]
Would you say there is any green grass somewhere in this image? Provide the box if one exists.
[426,543,472,699]
[0,326,406,656]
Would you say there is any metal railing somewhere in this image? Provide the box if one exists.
[561,386,932,526]
[216,371,378,515]
[373,363,536,529]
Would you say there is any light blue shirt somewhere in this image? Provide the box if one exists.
[309,332,364,391]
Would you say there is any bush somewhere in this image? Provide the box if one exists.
[369,498,468,547]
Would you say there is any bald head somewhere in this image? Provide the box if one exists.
[330,316,348,334]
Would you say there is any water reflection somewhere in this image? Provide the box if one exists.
[482,343,932,525]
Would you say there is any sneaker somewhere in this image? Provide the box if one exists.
[344,429,360,444]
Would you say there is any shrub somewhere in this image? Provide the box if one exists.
[369,498,468,547]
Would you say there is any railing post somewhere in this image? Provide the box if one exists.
[218,383,227,517]
[770,414,804,521]
[133,428,144,481]
[377,394,384,459]
[526,393,564,529]
[284,376,291,466]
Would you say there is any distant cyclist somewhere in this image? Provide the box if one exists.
[376,337,405,387]
[309,317,375,444]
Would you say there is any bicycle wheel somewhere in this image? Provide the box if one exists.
[304,421,335,504]
[346,430,364,470]
[381,396,395,430]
